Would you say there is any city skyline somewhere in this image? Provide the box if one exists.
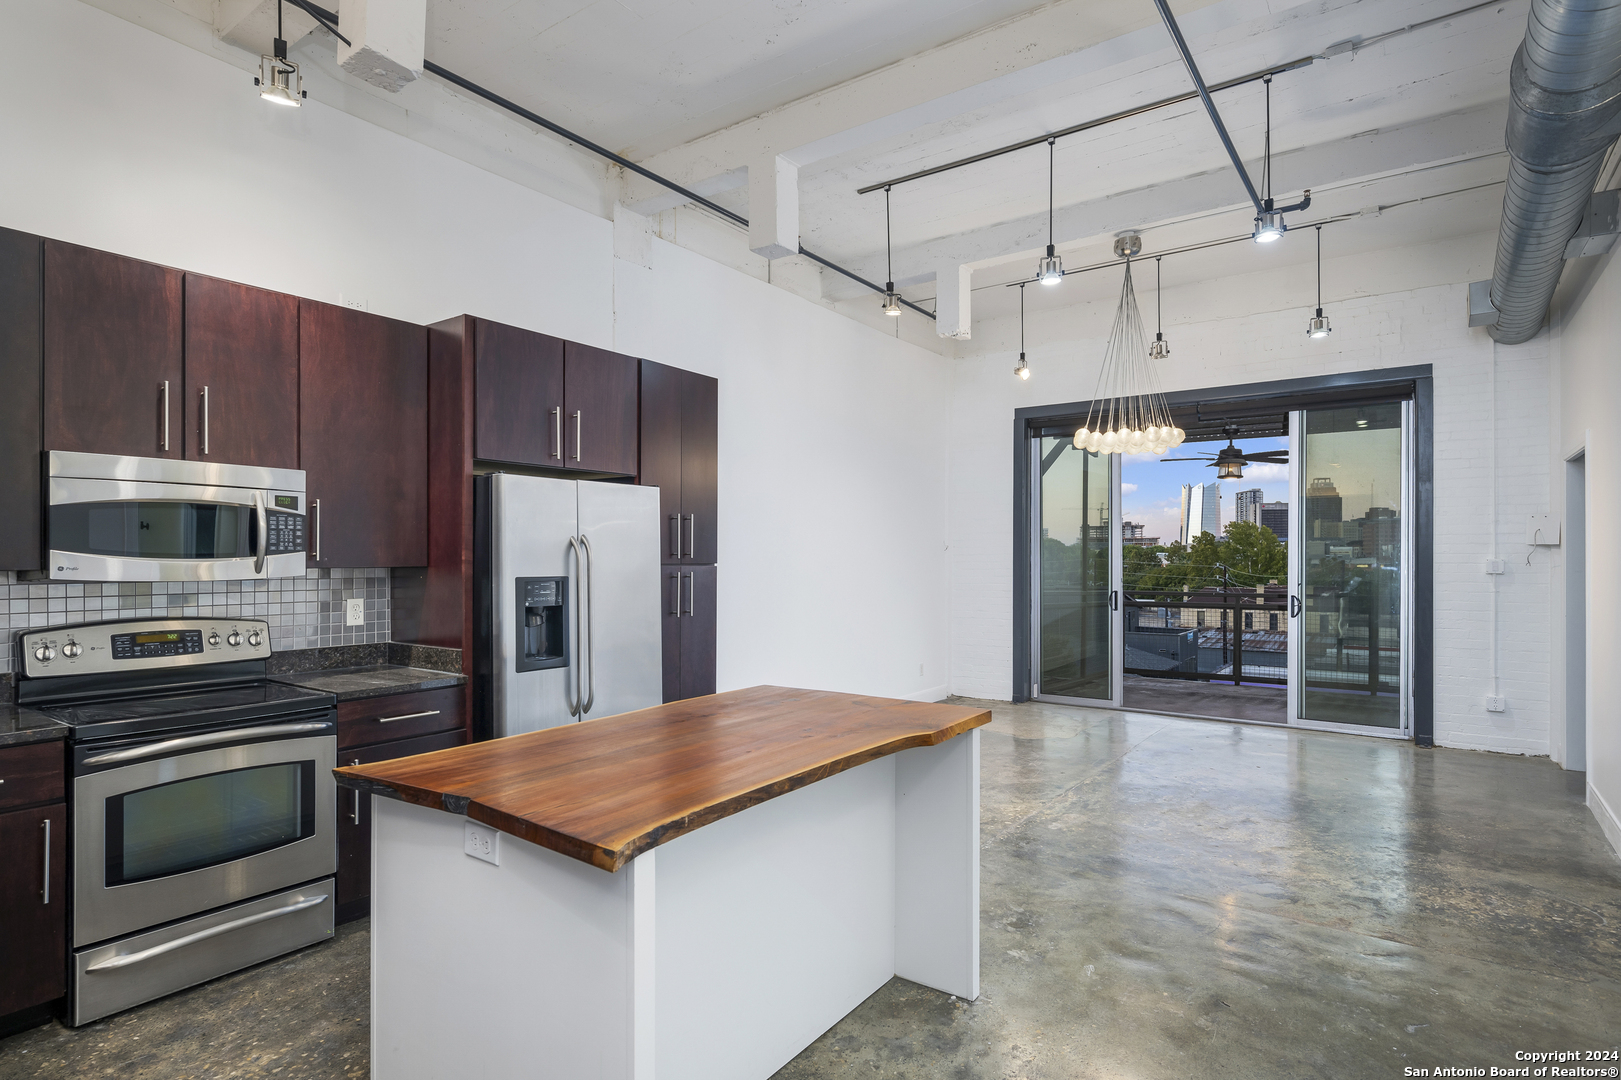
[1123,435,1290,545]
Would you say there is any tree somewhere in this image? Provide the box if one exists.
[1221,520,1287,584]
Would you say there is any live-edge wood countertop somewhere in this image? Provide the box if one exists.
[333,685,990,872]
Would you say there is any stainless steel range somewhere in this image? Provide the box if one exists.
[15,618,337,1025]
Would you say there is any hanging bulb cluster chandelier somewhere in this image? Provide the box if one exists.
[1073,252,1184,456]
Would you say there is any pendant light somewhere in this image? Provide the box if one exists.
[256,0,306,106]
[1251,76,1282,243]
[1149,256,1170,360]
[1073,258,1185,455]
[1036,139,1064,285]
[1307,224,1332,338]
[1014,283,1031,380]
[882,186,903,316]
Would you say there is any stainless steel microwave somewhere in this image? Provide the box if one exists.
[47,452,307,582]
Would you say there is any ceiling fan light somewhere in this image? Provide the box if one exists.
[1252,210,1284,244]
[1216,459,1244,480]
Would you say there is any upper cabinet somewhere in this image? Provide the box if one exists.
[0,229,42,572]
[471,322,638,476]
[182,275,299,470]
[42,240,183,459]
[300,300,428,568]
[640,359,718,565]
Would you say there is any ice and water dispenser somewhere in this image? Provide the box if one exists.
[515,577,569,672]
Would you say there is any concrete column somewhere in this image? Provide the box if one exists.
[749,155,799,260]
[337,0,426,92]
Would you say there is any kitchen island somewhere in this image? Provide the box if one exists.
[334,685,989,1080]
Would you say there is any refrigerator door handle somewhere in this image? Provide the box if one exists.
[566,536,583,718]
[580,533,596,715]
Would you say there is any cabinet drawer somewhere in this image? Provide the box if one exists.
[0,741,65,811]
[337,686,463,749]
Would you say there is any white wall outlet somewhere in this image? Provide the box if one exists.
[338,293,368,311]
[1485,695,1507,713]
[464,821,500,866]
[1485,559,1505,575]
[345,598,365,626]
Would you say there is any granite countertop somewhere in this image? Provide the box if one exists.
[270,664,466,703]
[0,702,69,748]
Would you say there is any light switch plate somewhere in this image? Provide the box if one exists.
[345,598,365,626]
[464,821,500,865]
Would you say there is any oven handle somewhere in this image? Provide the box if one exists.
[82,722,332,766]
[85,892,329,972]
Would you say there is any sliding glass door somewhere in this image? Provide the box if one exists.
[1032,435,1120,706]
[1288,403,1412,735]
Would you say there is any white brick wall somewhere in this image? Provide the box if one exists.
[947,240,1555,756]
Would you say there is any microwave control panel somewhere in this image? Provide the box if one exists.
[265,509,306,555]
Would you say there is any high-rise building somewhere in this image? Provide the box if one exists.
[1235,488,1264,525]
[1260,501,1289,541]
[1121,521,1160,547]
[1305,477,1343,539]
[1179,484,1192,545]
[1183,482,1220,542]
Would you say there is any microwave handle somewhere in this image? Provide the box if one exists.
[253,490,267,576]
[81,722,330,766]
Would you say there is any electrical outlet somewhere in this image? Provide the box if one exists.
[1485,695,1506,713]
[1485,559,1505,575]
[338,293,368,312]
[464,821,500,865]
[345,598,365,626]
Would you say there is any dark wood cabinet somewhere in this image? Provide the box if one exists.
[0,228,42,571]
[662,564,717,702]
[0,744,66,1024]
[639,360,718,565]
[563,342,639,475]
[336,726,466,923]
[337,685,463,750]
[473,319,564,467]
[42,240,183,459]
[182,275,299,470]
[300,300,428,567]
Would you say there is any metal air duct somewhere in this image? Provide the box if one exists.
[1487,0,1621,343]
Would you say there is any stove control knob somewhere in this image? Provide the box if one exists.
[33,645,54,663]
[208,632,221,647]
[246,630,262,648]
[61,641,81,659]
[226,631,242,647]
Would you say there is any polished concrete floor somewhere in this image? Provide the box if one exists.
[4,700,1618,1078]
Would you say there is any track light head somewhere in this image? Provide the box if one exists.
[258,54,304,106]
[1253,210,1284,243]
[1149,332,1169,361]
[1037,245,1063,285]
[1015,352,1031,380]
[1307,309,1331,338]
[883,283,902,316]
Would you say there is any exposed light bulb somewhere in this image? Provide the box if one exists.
[1015,353,1031,380]
[1149,333,1169,360]
[1037,245,1063,285]
[1252,210,1284,244]
[1307,308,1331,338]
[882,283,902,316]
[1073,427,1090,449]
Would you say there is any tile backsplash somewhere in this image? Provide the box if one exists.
[0,568,390,675]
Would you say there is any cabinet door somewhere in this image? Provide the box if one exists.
[679,370,718,565]
[661,568,682,703]
[183,274,299,470]
[300,300,428,567]
[0,229,42,572]
[677,565,717,700]
[641,360,684,562]
[474,320,564,467]
[0,803,66,1015]
[43,240,182,458]
[336,728,467,923]
[563,343,638,475]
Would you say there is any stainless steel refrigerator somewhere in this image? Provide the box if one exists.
[473,474,662,738]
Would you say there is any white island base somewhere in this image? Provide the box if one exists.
[369,729,979,1080]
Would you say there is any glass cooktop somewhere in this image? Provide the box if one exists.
[43,682,335,743]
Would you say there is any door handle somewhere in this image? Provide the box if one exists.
[553,406,563,460]
[160,380,170,452]
[82,722,330,765]
[684,571,694,617]
[670,572,681,617]
[670,515,681,558]
[313,499,322,562]
[1290,595,1302,618]
[252,490,268,576]
[1110,589,1119,612]
[350,759,361,824]
[580,533,596,714]
[574,410,582,462]
[85,893,329,972]
[685,514,695,559]
[200,385,210,456]
[41,818,50,905]
[566,536,583,717]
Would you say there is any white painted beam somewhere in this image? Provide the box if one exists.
[935,263,973,339]
[749,155,799,260]
[625,167,747,219]
[337,0,425,93]
[214,0,319,55]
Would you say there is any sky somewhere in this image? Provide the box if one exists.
[1121,435,1290,545]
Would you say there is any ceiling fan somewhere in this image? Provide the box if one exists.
[1159,425,1288,479]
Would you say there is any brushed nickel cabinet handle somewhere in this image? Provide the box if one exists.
[201,385,210,455]
[685,514,694,558]
[41,818,50,905]
[350,759,361,824]
[670,515,680,558]
[574,410,582,462]
[684,571,694,617]
[373,709,441,724]
[553,406,562,459]
[161,380,170,451]
[670,572,680,617]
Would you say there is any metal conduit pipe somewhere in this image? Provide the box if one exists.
[1488,0,1621,343]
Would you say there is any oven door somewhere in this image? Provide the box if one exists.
[73,723,336,946]
[48,476,306,582]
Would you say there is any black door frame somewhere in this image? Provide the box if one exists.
[1012,365,1435,747]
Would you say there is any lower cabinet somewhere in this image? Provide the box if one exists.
[661,564,717,702]
[0,742,67,1025]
